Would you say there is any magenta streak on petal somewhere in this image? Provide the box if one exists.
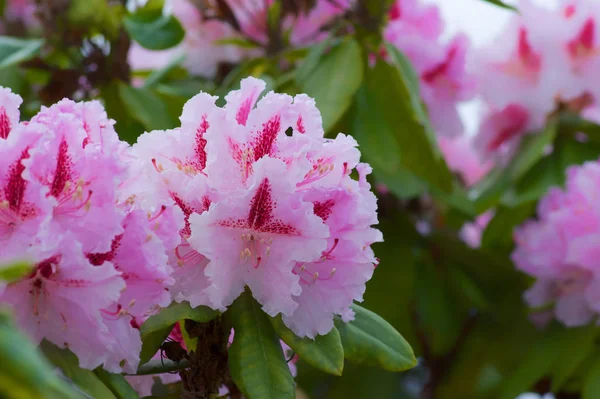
[4,149,29,213]
[252,115,281,161]
[86,234,123,265]
[0,107,11,139]
[50,139,73,198]
[313,199,335,221]
[236,97,254,126]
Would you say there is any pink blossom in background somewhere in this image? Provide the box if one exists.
[513,160,600,327]
[133,77,382,338]
[129,0,243,78]
[129,0,350,78]
[0,0,38,33]
[472,0,600,159]
[439,135,492,187]
[385,0,475,137]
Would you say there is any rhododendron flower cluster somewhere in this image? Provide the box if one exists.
[513,161,600,327]
[129,77,382,338]
[0,88,184,373]
[384,0,475,138]
[473,0,600,158]
[130,0,349,78]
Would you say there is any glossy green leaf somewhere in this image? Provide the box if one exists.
[583,355,600,399]
[295,38,332,84]
[139,302,217,363]
[480,0,518,11]
[141,302,218,338]
[335,304,416,372]
[0,37,43,69]
[415,261,465,356]
[0,312,80,399]
[301,38,363,132]
[552,324,598,391]
[124,5,184,50]
[40,340,117,399]
[118,83,176,130]
[353,59,453,193]
[510,123,557,182]
[135,358,190,376]
[0,260,32,283]
[139,323,173,365]
[499,324,582,399]
[481,203,535,250]
[270,315,344,376]
[143,54,185,88]
[94,368,140,399]
[560,112,600,143]
[227,292,295,399]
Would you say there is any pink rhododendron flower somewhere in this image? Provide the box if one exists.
[513,160,600,327]
[132,77,381,338]
[459,211,494,249]
[1,236,126,370]
[384,0,475,137]
[472,0,600,158]
[0,87,22,141]
[439,135,492,187]
[0,93,182,372]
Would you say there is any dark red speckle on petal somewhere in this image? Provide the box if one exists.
[247,178,274,230]
[192,115,209,171]
[313,199,335,221]
[171,192,196,236]
[0,107,11,139]
[50,139,73,198]
[4,149,30,213]
[87,235,122,265]
[252,115,281,161]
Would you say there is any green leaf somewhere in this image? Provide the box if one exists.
[510,123,558,182]
[139,302,216,364]
[118,83,176,130]
[552,324,598,391]
[295,38,333,84]
[301,38,364,132]
[124,5,184,50]
[335,304,416,372]
[94,368,140,399]
[143,54,186,88]
[499,323,585,399]
[415,261,465,356]
[141,302,218,337]
[227,291,295,399]
[270,315,344,376]
[583,355,600,399]
[0,260,33,283]
[352,59,453,193]
[560,112,600,143]
[40,340,117,399]
[213,37,260,49]
[135,358,190,376]
[481,203,535,250]
[0,37,43,70]
[0,311,81,399]
[480,0,518,11]
[139,323,173,365]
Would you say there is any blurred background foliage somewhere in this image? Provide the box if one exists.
[2,0,600,398]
